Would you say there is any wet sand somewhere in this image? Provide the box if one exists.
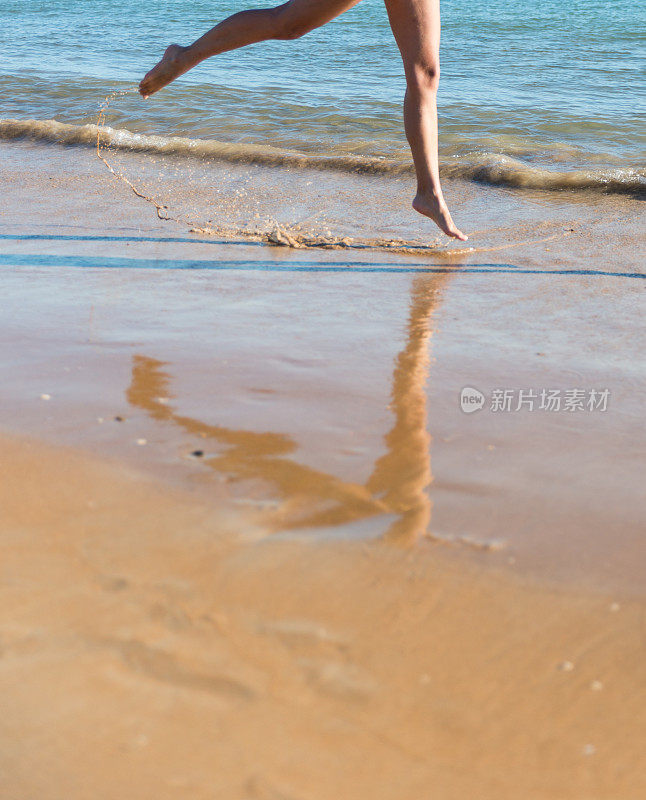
[1,139,645,798]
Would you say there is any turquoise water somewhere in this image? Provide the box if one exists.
[1,0,645,190]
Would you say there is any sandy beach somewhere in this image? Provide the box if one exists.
[0,133,645,798]
[2,433,645,800]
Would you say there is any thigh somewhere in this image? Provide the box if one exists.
[278,0,364,34]
[382,0,440,71]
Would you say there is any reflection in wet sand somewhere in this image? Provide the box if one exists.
[126,275,444,542]
[367,278,438,543]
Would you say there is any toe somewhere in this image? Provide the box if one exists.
[443,215,467,241]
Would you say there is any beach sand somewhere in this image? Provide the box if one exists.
[1,138,645,798]
[2,435,645,800]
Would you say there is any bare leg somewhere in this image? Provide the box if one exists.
[139,0,361,98]
[384,0,466,240]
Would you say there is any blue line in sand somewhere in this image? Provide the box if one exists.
[0,233,250,247]
[1,236,643,278]
[0,253,643,278]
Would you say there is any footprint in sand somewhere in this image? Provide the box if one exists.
[111,639,255,701]
[298,657,377,701]
[259,618,347,650]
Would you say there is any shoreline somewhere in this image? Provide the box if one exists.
[3,116,645,196]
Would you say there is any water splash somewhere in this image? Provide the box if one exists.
[92,92,582,258]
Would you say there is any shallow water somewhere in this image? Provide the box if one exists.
[1,0,645,195]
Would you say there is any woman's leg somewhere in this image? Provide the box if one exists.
[383,0,466,240]
[139,0,362,98]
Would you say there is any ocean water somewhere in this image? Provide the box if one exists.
[1,0,645,194]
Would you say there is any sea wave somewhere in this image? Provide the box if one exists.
[1,118,644,196]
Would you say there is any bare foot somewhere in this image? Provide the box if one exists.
[412,192,468,241]
[139,44,188,98]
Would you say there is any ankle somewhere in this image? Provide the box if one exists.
[416,187,445,205]
[177,45,194,67]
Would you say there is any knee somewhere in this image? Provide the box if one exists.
[270,3,313,40]
[407,60,440,94]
